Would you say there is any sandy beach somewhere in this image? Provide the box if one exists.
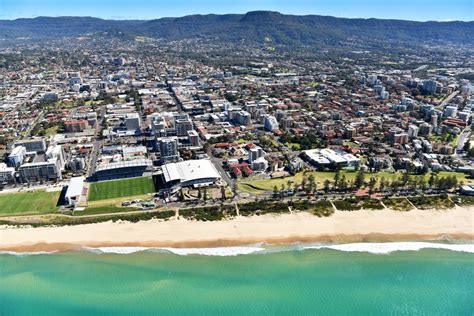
[1,206,473,252]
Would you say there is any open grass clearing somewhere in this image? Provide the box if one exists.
[0,190,60,216]
[88,177,155,201]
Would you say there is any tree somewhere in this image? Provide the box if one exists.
[419,178,427,191]
[354,169,365,189]
[273,185,279,198]
[323,179,331,193]
[334,170,341,188]
[221,186,226,201]
[308,174,316,193]
[339,175,348,191]
[428,173,436,188]
[391,180,399,192]
[232,183,238,198]
[301,176,307,191]
[468,148,474,158]
[379,177,386,191]
[368,177,377,194]
[203,187,208,201]
[401,172,410,186]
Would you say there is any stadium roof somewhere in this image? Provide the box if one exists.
[162,159,221,184]
[65,176,85,199]
[95,159,152,172]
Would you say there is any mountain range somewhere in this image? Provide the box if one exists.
[0,11,472,48]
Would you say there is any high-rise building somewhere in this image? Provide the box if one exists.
[125,113,141,131]
[431,113,438,128]
[15,139,47,153]
[174,113,193,136]
[422,80,438,95]
[444,106,458,118]
[408,125,419,138]
[264,115,279,132]
[158,137,179,163]
[8,146,26,168]
[419,123,433,136]
[18,159,62,183]
[249,146,264,163]
[187,130,200,147]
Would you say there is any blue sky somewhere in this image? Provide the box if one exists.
[0,0,472,21]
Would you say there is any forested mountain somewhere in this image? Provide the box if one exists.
[0,11,472,48]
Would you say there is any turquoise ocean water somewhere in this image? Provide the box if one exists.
[1,244,473,315]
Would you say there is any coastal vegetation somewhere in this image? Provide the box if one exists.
[180,205,237,221]
[408,195,455,210]
[0,210,175,227]
[88,177,155,201]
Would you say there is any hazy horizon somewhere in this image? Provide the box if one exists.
[0,0,472,22]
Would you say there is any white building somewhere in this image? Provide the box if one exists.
[302,148,360,169]
[161,159,221,191]
[0,163,15,183]
[264,115,279,131]
[408,125,419,138]
[444,106,458,118]
[8,145,26,168]
[249,146,264,163]
[46,145,66,170]
[65,176,85,206]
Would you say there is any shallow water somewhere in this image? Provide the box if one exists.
[1,244,473,315]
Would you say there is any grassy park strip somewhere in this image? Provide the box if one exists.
[0,190,60,216]
[237,171,473,193]
[88,177,155,201]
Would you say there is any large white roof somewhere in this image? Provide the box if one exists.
[65,176,85,198]
[162,159,221,183]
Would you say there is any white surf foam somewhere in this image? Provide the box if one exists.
[82,247,150,254]
[0,251,57,256]
[304,242,474,254]
[157,246,265,256]
[82,246,265,256]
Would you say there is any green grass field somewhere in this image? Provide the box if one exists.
[238,171,474,193]
[0,190,60,216]
[88,177,156,201]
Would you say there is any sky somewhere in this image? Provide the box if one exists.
[0,0,472,21]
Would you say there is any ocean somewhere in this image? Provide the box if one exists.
[1,242,473,315]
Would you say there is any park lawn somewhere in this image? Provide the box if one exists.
[237,171,474,193]
[0,190,60,216]
[286,143,301,150]
[88,177,155,201]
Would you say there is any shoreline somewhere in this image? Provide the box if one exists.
[1,206,473,253]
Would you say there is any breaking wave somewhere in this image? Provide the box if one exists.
[303,242,474,254]
[82,246,266,256]
[2,242,473,256]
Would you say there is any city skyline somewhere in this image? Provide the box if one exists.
[0,0,473,21]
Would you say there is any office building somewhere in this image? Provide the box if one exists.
[125,113,141,131]
[264,115,279,131]
[15,139,47,153]
[158,137,180,163]
[18,159,62,183]
[8,146,26,168]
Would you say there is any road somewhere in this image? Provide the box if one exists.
[440,91,460,108]
[87,105,106,177]
[210,157,232,186]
